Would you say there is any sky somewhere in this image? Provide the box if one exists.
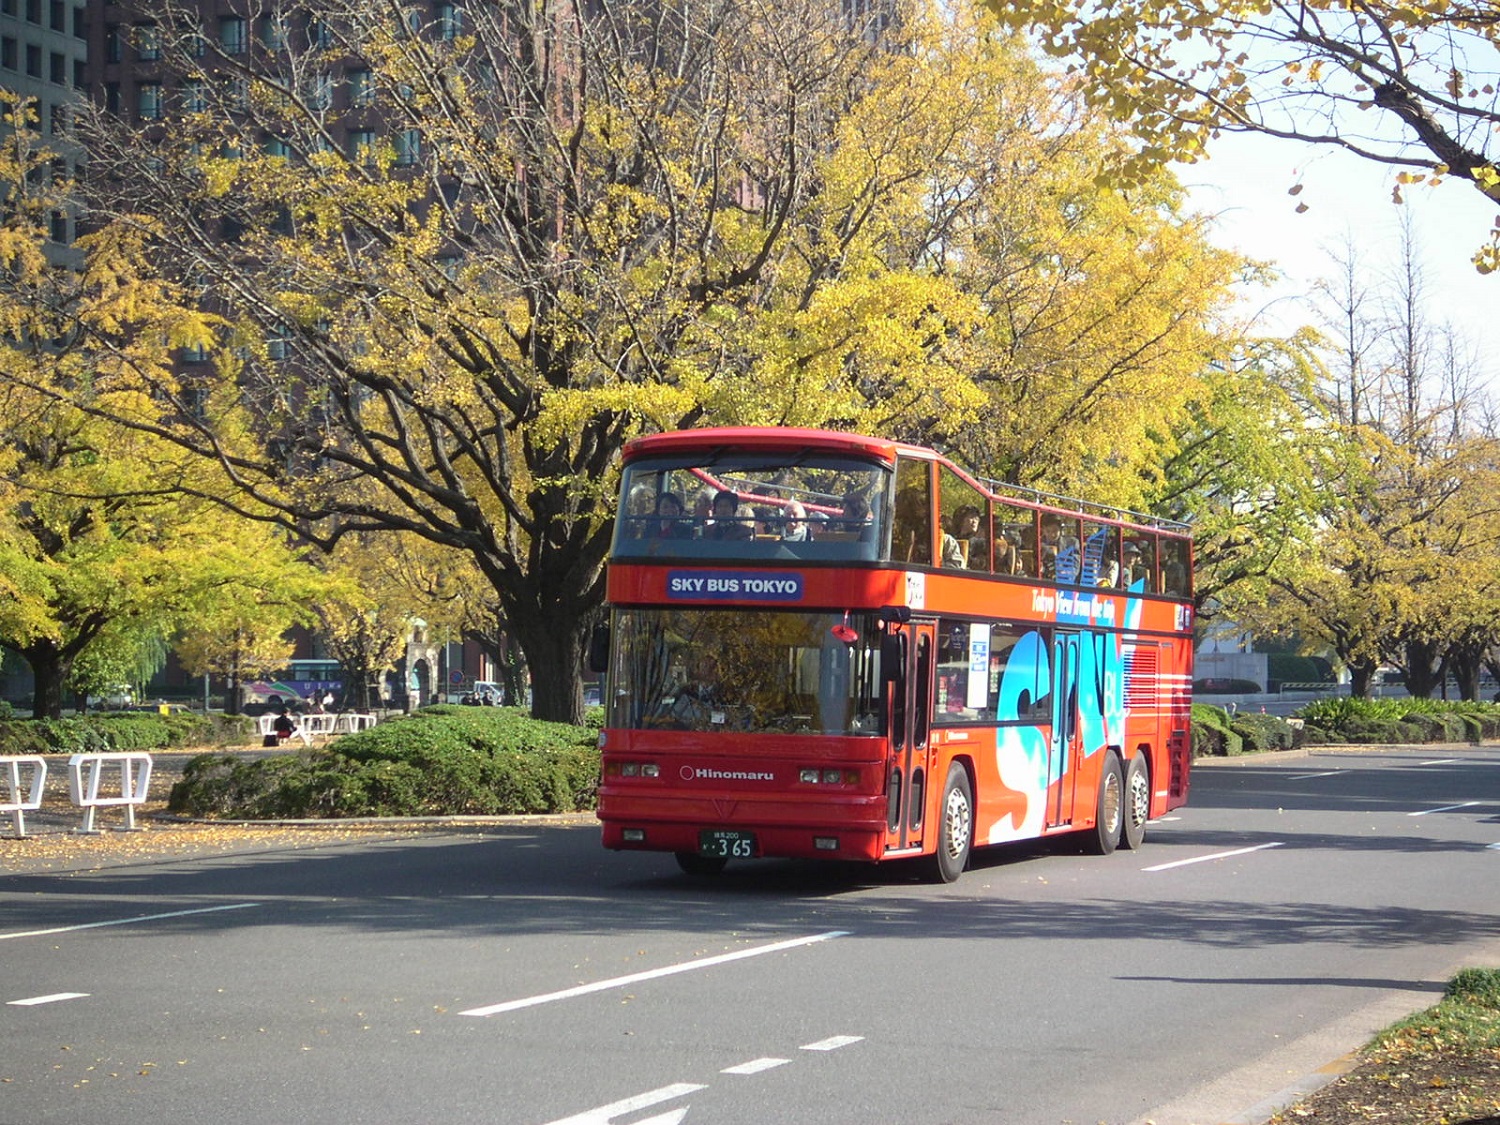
[1176,130,1500,403]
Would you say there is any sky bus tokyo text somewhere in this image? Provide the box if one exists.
[593,427,1193,882]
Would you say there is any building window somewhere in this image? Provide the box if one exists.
[104,24,122,62]
[220,16,247,55]
[72,58,84,88]
[138,82,162,120]
[225,76,249,110]
[436,4,462,39]
[104,82,119,114]
[307,72,332,110]
[181,79,206,113]
[0,0,15,17]
[49,210,68,244]
[260,15,286,50]
[48,50,64,85]
[347,67,373,106]
[136,24,159,61]
[25,43,40,78]
[394,128,420,166]
[1,37,15,71]
[181,343,209,363]
[347,129,377,167]
[48,0,62,31]
[72,4,84,39]
[307,18,332,49]
[24,0,39,23]
[263,134,291,158]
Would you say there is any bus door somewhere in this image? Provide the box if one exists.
[885,620,935,853]
[1048,632,1083,827]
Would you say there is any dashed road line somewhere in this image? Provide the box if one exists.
[460,930,849,1017]
[1407,801,1480,817]
[1287,771,1340,780]
[541,1033,863,1124]
[0,902,261,942]
[801,1035,864,1051]
[1143,843,1285,872]
[721,1058,789,1075]
[7,992,88,1006]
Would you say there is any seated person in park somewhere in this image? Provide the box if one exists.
[704,488,753,540]
[273,706,296,741]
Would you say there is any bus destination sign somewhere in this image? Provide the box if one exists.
[666,570,805,602]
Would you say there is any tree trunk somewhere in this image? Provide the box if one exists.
[1399,638,1444,698]
[1348,657,1378,699]
[21,640,70,720]
[511,608,586,725]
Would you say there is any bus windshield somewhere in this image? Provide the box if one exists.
[608,608,884,735]
[612,452,890,561]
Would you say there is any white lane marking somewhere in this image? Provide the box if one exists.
[1488,843,1500,851]
[8,992,89,1006]
[0,903,261,942]
[541,1083,704,1125]
[721,1057,789,1075]
[1143,843,1285,872]
[1418,759,1460,766]
[801,1035,864,1051]
[1408,801,1481,817]
[631,1111,689,1125]
[1287,771,1340,780]
[460,931,850,1017]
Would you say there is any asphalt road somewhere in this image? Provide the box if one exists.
[2,745,1498,1125]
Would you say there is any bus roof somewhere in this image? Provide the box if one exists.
[622,427,912,465]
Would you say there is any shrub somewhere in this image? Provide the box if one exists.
[0,712,254,755]
[1191,703,1243,756]
[1229,712,1297,751]
[169,706,600,819]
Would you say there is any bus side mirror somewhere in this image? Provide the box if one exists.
[587,623,610,674]
[881,632,905,681]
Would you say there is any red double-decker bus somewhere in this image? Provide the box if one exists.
[595,427,1193,881]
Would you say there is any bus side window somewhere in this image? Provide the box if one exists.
[892,458,932,565]
[1160,536,1191,597]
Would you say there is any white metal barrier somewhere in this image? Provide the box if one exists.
[1,755,48,838]
[68,753,153,834]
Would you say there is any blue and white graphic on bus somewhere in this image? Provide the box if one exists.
[986,587,1145,844]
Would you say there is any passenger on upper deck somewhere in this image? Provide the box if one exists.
[781,501,810,542]
[941,506,980,568]
[836,490,872,536]
[652,491,691,539]
[704,488,753,540]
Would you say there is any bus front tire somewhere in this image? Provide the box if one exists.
[1085,752,1123,856]
[675,851,728,877]
[927,763,973,883]
[1120,753,1150,851]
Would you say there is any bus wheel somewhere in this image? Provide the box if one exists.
[675,851,728,877]
[1121,754,1150,851]
[1086,752,1123,856]
[927,763,973,883]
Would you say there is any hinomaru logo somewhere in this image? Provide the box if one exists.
[679,766,775,782]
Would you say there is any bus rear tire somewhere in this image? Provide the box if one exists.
[675,851,728,877]
[1085,752,1123,856]
[926,763,973,883]
[1121,753,1149,851]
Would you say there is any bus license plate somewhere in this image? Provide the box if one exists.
[700,830,755,858]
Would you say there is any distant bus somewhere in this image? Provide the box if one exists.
[595,427,1193,882]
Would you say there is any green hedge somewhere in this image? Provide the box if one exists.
[168,705,600,819]
[1295,696,1500,745]
[0,712,254,755]
[1228,711,1298,752]
[1192,703,1243,756]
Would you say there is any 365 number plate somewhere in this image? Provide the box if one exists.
[699,829,755,858]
